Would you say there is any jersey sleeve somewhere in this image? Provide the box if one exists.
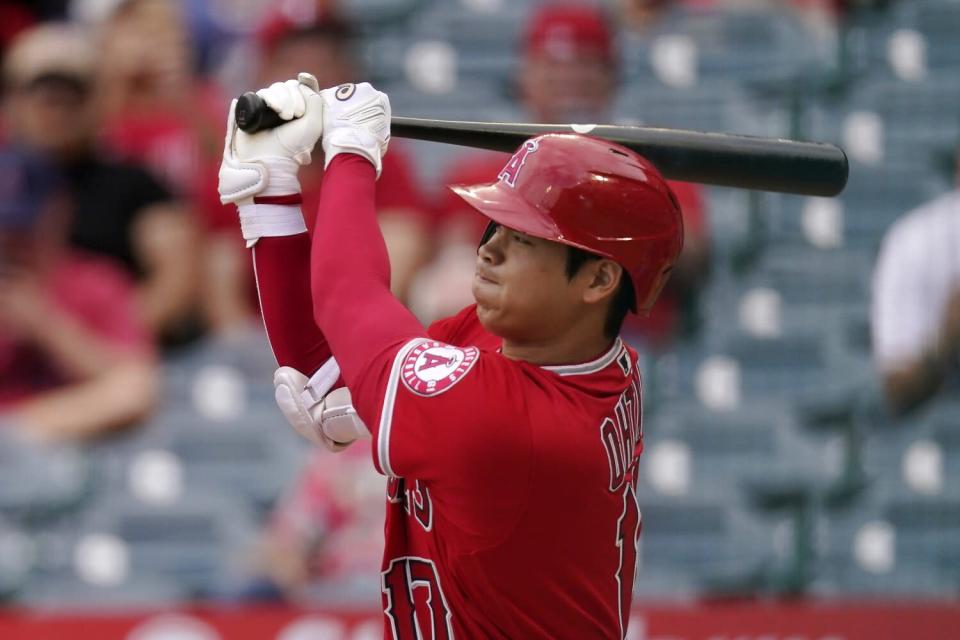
[353,339,532,546]
[365,341,527,477]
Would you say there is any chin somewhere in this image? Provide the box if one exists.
[471,282,496,314]
[474,302,502,336]
[478,307,528,343]
[474,300,493,326]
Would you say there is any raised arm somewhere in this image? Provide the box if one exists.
[217,78,530,502]
[252,234,332,373]
[307,84,427,421]
[218,74,331,373]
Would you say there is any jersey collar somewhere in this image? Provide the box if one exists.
[541,337,625,377]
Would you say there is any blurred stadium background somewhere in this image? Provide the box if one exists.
[0,0,958,638]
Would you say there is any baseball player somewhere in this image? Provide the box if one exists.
[219,74,682,639]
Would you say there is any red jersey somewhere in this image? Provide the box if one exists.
[356,306,644,639]
[253,156,645,638]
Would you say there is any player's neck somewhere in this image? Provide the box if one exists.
[501,331,615,368]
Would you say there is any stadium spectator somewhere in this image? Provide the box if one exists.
[419,3,710,349]
[93,0,224,344]
[95,0,225,201]
[616,1,841,59]
[871,154,960,415]
[0,145,157,443]
[203,8,430,332]
[2,22,201,347]
[617,0,674,34]
[245,447,385,601]
[620,1,844,25]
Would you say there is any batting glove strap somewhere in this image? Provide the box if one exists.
[318,387,370,444]
[238,203,307,248]
[323,128,384,177]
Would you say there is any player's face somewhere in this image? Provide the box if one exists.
[473,225,587,341]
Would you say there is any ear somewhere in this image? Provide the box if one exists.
[581,260,623,306]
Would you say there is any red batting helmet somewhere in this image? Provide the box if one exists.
[449,133,684,314]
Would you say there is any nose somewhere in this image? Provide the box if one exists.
[478,225,506,265]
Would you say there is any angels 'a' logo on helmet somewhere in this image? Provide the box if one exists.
[498,139,540,188]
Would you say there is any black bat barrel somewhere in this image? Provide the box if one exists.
[391,118,848,197]
[233,96,848,197]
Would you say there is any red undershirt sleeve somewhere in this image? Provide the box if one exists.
[251,233,332,373]
[310,155,426,425]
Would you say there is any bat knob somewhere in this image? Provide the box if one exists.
[235,92,283,134]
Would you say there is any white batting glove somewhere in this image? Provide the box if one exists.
[274,358,370,452]
[218,72,323,246]
[319,82,391,178]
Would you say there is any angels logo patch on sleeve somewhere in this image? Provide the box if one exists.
[401,340,480,397]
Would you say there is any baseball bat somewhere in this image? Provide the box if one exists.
[235,92,848,197]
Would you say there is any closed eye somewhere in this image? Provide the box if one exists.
[513,233,533,246]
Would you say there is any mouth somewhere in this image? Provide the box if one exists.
[474,269,498,285]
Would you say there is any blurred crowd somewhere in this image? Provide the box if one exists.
[0,0,956,603]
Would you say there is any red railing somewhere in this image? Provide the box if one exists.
[0,601,957,640]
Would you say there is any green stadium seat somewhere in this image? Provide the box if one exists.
[0,518,32,601]
[0,435,92,525]
[77,491,259,597]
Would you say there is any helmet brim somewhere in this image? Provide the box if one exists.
[449,182,603,256]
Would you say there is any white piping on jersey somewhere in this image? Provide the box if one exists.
[542,337,625,377]
[378,338,425,478]
[250,246,280,366]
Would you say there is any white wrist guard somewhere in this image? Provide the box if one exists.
[238,203,307,248]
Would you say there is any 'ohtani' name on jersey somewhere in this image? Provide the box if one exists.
[600,370,643,492]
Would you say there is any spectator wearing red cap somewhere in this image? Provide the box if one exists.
[202,10,430,332]
[0,145,158,443]
[521,4,618,125]
[421,3,710,350]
